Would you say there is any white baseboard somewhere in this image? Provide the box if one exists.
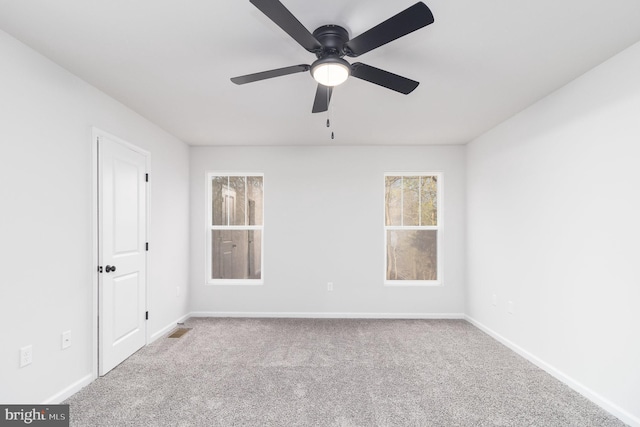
[465,315,639,427]
[150,312,192,343]
[43,373,94,404]
[189,311,465,319]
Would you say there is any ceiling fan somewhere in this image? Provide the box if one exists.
[231,0,434,113]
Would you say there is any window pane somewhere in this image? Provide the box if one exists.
[247,176,263,225]
[402,177,420,226]
[420,176,437,226]
[386,230,437,281]
[385,176,402,225]
[228,176,246,226]
[211,176,227,226]
[212,230,262,280]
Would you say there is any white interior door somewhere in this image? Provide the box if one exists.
[98,133,148,376]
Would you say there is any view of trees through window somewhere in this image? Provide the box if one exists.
[210,175,263,281]
[385,175,440,282]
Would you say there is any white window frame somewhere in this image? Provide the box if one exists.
[384,172,443,286]
[206,172,264,285]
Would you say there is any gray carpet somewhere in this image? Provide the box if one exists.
[64,318,626,426]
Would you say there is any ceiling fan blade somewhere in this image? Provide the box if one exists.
[250,0,322,53]
[351,63,419,94]
[231,64,310,85]
[344,2,434,57]
[312,84,333,113]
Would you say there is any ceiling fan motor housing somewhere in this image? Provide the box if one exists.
[312,25,350,58]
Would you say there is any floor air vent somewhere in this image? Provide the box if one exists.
[168,328,192,338]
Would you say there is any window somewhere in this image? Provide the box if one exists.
[208,173,263,283]
[384,173,441,285]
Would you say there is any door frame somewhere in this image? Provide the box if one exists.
[91,127,151,378]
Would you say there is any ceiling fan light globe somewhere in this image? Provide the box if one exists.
[312,61,350,87]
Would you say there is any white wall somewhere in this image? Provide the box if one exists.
[466,41,640,425]
[0,30,190,403]
[190,145,466,316]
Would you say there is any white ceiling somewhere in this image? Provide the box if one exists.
[1,0,640,146]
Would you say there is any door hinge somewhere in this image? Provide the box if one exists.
[145,173,149,182]
[146,242,149,251]
[145,311,149,320]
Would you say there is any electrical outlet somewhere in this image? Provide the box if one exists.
[508,301,514,314]
[327,282,333,292]
[62,331,71,349]
[492,294,497,306]
[20,345,32,367]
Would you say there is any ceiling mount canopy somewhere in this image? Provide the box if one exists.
[231,0,434,113]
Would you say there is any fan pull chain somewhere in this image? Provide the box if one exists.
[327,88,335,140]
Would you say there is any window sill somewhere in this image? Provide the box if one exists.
[207,280,263,286]
[384,280,442,287]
